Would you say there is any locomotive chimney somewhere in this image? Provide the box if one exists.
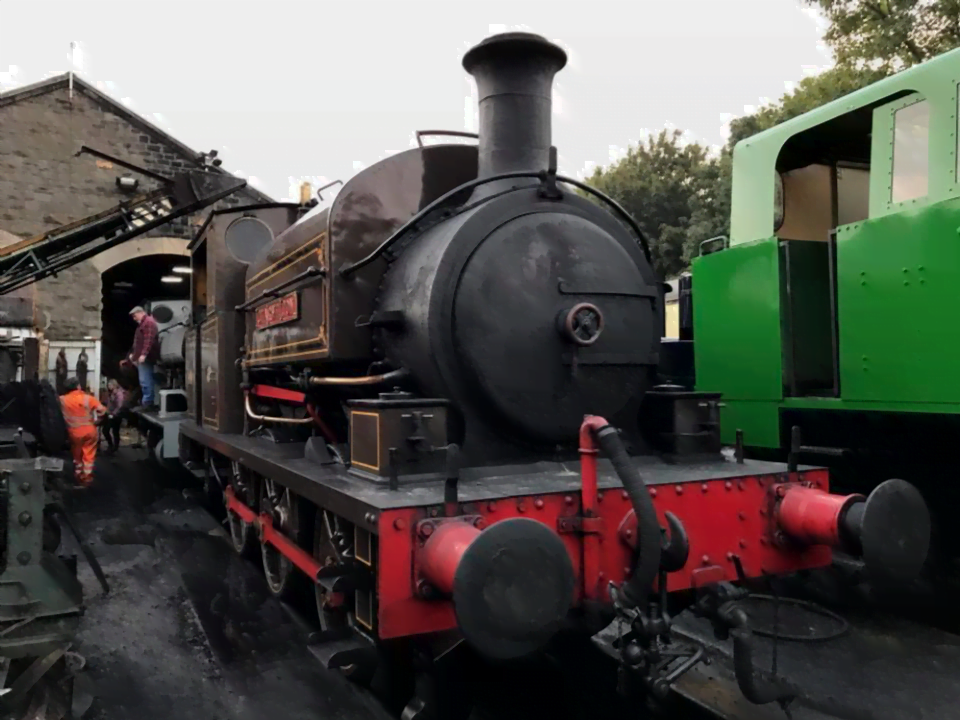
[463,32,567,192]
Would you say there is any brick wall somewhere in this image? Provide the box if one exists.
[0,81,266,341]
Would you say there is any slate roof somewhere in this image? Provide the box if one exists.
[0,72,274,204]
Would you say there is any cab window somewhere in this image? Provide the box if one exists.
[891,99,930,203]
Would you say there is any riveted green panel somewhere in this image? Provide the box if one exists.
[717,400,781,448]
[837,197,960,404]
[693,238,782,447]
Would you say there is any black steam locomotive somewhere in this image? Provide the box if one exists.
[172,31,927,718]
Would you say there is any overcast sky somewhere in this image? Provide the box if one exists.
[0,0,831,203]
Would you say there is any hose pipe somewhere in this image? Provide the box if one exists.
[719,604,796,705]
[589,420,661,608]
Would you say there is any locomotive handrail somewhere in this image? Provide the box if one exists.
[338,170,653,279]
[415,130,479,148]
[316,180,343,201]
[699,235,729,256]
[306,368,409,387]
[236,266,326,311]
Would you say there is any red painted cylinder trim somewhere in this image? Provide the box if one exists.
[419,521,482,595]
[776,485,863,547]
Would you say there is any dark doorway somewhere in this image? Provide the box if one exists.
[101,254,189,382]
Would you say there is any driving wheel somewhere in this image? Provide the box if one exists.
[259,478,302,599]
[228,461,259,558]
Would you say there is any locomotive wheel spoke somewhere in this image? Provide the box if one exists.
[259,479,300,598]
[227,461,258,558]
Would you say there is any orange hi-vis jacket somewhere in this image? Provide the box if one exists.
[61,389,106,435]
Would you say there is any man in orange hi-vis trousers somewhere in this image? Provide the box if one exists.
[60,377,107,487]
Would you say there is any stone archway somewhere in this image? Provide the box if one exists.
[89,236,189,274]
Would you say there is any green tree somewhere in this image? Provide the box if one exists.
[585,2,960,276]
[585,130,725,277]
[682,151,732,266]
[805,0,960,71]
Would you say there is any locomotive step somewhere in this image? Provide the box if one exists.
[317,574,363,594]
[307,633,377,670]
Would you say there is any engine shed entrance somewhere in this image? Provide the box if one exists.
[100,252,190,383]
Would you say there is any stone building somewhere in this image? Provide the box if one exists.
[0,72,272,388]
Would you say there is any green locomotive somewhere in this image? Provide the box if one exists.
[689,46,960,555]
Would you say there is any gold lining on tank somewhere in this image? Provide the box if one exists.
[350,411,381,471]
[243,346,327,366]
[245,230,329,364]
[246,232,326,292]
[247,326,328,356]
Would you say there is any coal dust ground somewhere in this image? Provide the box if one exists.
[63,448,392,720]
[62,447,708,720]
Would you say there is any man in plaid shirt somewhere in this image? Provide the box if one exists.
[128,306,161,409]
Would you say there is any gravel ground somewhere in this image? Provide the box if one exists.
[61,447,391,720]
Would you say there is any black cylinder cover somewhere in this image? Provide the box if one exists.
[378,190,659,452]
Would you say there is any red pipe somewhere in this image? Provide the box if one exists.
[776,485,863,547]
[249,385,338,444]
[578,415,608,600]
[419,522,481,595]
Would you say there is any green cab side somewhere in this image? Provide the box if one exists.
[693,47,960,450]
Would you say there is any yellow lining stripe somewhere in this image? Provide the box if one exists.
[246,232,326,292]
[350,411,380,471]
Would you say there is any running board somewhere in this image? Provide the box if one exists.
[0,162,245,295]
